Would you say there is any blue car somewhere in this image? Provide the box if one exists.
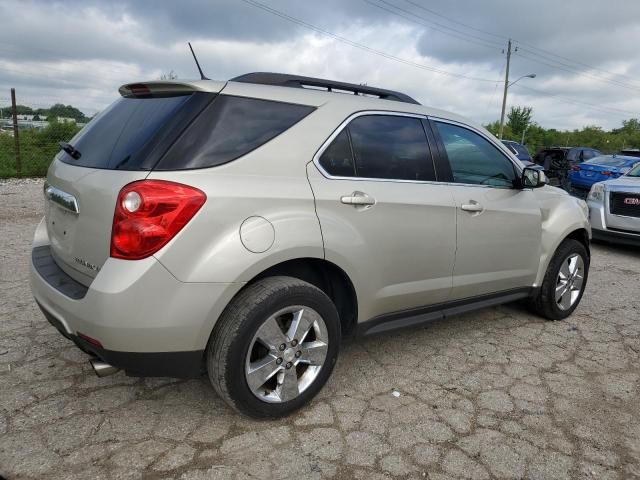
[569,155,640,193]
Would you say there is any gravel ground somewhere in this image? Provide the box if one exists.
[1,179,639,480]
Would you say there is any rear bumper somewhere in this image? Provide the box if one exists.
[30,217,243,377]
[35,299,204,377]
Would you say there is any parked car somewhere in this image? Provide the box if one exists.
[587,162,640,245]
[618,149,640,158]
[569,155,640,194]
[501,140,531,161]
[502,140,543,171]
[533,147,602,189]
[30,72,591,417]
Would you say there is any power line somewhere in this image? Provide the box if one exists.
[512,84,640,117]
[365,0,503,51]
[514,49,640,92]
[404,0,507,42]
[401,0,640,89]
[239,0,498,83]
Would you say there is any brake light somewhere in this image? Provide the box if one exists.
[111,180,206,260]
[601,170,611,176]
[572,165,581,171]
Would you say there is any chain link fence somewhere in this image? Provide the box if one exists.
[0,92,83,178]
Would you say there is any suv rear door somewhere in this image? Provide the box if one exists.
[430,119,542,299]
[307,112,457,322]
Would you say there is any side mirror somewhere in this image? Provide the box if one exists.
[521,167,547,188]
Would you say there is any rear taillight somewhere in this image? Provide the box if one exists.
[572,165,581,171]
[111,180,206,260]
[601,170,611,176]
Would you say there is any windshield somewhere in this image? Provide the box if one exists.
[584,156,628,167]
[627,163,640,177]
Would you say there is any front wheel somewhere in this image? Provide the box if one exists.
[207,276,340,418]
[530,239,589,320]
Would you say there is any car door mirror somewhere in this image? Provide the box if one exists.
[521,167,547,188]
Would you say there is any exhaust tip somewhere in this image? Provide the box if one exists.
[90,358,120,378]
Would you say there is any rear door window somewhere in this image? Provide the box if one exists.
[349,115,435,181]
[156,96,314,170]
[319,115,435,181]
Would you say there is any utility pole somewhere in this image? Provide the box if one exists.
[499,39,512,140]
[11,88,22,177]
[521,124,529,145]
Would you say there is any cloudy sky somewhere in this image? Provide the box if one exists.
[1,0,640,130]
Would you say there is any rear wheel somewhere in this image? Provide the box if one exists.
[207,276,340,418]
[530,239,589,320]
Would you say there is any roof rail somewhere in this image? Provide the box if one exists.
[230,72,420,105]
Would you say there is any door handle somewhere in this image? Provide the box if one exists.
[461,202,484,213]
[340,191,376,206]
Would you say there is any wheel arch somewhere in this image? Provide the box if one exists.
[220,257,359,339]
[535,226,591,286]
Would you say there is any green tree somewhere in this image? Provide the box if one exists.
[47,104,87,122]
[160,70,178,80]
[506,106,533,139]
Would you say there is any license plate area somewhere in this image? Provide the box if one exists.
[47,201,79,258]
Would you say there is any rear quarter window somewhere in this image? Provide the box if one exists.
[156,96,315,170]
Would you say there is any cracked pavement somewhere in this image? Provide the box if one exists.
[1,179,639,479]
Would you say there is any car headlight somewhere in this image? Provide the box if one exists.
[587,183,605,202]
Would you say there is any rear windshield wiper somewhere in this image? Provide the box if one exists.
[58,141,82,160]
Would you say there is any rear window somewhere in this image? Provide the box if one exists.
[156,96,315,170]
[584,156,628,167]
[59,94,204,170]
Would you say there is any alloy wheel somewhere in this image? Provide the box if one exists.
[555,253,585,311]
[245,306,329,403]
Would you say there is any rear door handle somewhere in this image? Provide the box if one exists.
[340,191,376,206]
[461,202,484,213]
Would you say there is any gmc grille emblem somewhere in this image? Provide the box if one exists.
[623,197,640,205]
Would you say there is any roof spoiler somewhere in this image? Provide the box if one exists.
[119,81,208,98]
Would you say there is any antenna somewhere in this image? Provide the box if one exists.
[188,42,209,80]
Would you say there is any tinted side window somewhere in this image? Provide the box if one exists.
[157,96,314,170]
[319,129,356,177]
[434,122,517,188]
[348,115,435,181]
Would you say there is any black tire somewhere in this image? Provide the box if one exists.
[207,276,340,418]
[530,239,589,320]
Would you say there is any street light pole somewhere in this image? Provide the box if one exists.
[499,39,512,140]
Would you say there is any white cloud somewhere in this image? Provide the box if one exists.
[1,0,639,129]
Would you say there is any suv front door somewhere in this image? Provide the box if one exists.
[307,113,457,322]
[431,119,542,300]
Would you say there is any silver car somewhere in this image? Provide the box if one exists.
[30,73,591,417]
[587,162,640,245]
